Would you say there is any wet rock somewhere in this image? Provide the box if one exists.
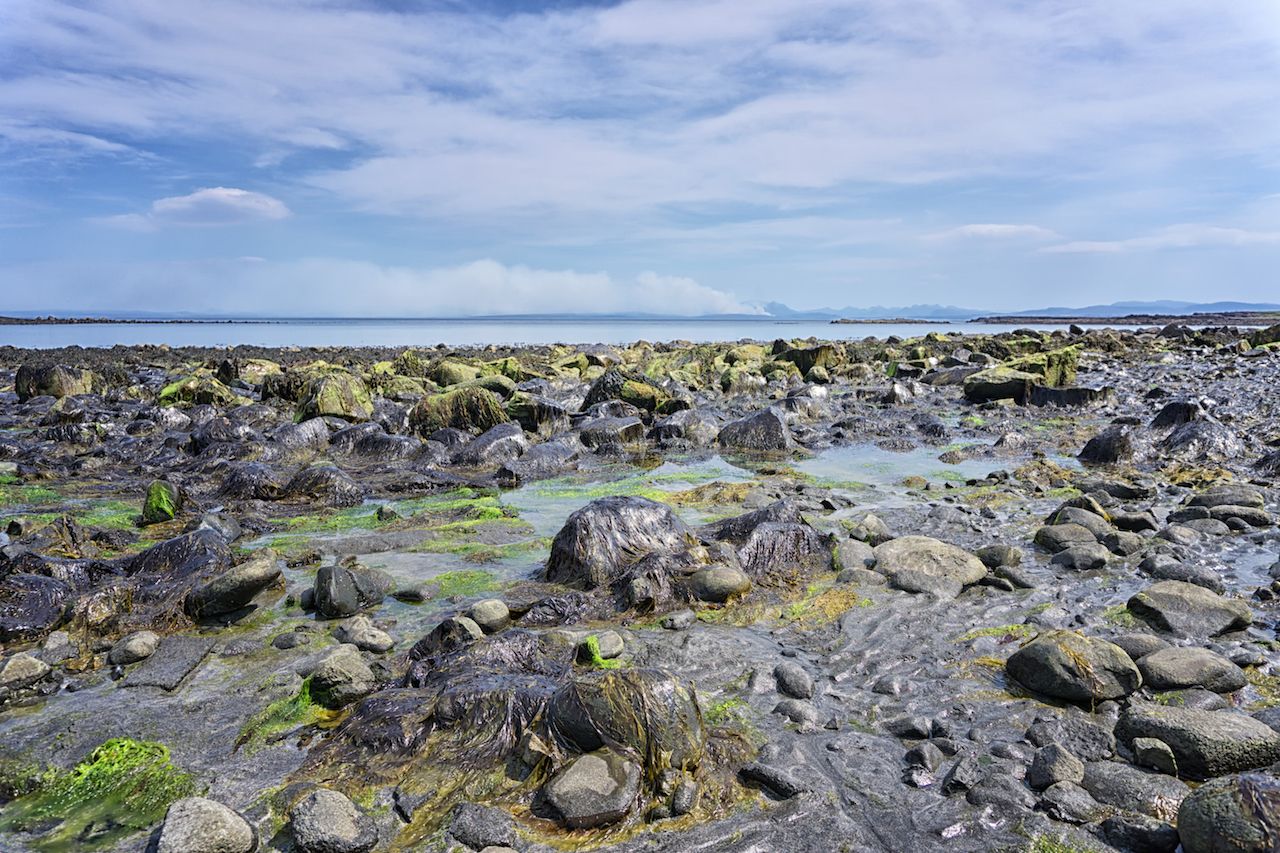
[1027,743,1085,790]
[121,636,215,691]
[941,754,982,795]
[289,788,377,853]
[1128,580,1252,637]
[410,386,509,435]
[1162,420,1245,461]
[449,802,517,850]
[283,464,366,508]
[1177,772,1280,853]
[157,796,257,853]
[332,616,394,653]
[1139,556,1225,593]
[311,645,377,709]
[142,479,181,525]
[772,698,819,725]
[690,565,751,603]
[1189,485,1265,509]
[1136,646,1246,693]
[0,652,50,690]
[410,616,485,658]
[773,661,815,699]
[1101,814,1180,853]
[716,407,793,452]
[739,761,810,799]
[1079,425,1134,464]
[1039,781,1108,824]
[185,550,282,619]
[15,363,97,401]
[976,543,1022,569]
[544,496,693,589]
[312,564,389,620]
[1026,715,1117,761]
[1034,523,1097,553]
[1081,760,1189,820]
[0,573,71,642]
[1117,703,1280,780]
[453,421,528,466]
[651,409,719,446]
[128,528,233,579]
[1113,633,1171,661]
[962,367,1037,404]
[496,437,580,485]
[545,749,641,829]
[579,415,646,449]
[107,630,160,665]
[1006,631,1141,703]
[736,522,831,580]
[1050,543,1110,570]
[872,535,986,594]
[1133,737,1178,775]
[297,371,374,422]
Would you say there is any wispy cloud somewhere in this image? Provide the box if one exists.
[929,224,1059,240]
[94,187,290,230]
[0,258,760,316]
[1043,225,1280,254]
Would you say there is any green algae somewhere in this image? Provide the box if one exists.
[141,481,178,525]
[0,738,197,852]
[952,624,1035,643]
[0,484,60,507]
[703,697,749,725]
[580,634,622,670]
[237,677,327,753]
[431,569,501,597]
[78,500,139,530]
[1101,604,1139,628]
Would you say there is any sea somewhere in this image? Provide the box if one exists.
[0,317,1105,350]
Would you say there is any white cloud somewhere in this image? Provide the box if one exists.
[930,224,1059,240]
[0,258,761,317]
[1043,225,1280,254]
[95,187,290,230]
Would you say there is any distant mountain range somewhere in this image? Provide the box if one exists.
[5,300,1280,322]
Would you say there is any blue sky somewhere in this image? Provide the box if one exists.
[2,0,1279,316]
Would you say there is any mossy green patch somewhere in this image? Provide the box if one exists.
[431,569,501,598]
[952,624,1035,643]
[78,500,138,530]
[1244,667,1280,710]
[237,677,328,753]
[580,634,622,669]
[0,738,197,852]
[0,483,61,507]
[141,481,178,525]
[1101,604,1139,628]
[703,697,749,726]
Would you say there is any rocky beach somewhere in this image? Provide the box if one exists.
[1,323,1280,853]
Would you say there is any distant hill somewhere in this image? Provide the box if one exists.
[992,300,1280,318]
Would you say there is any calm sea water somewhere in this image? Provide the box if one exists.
[0,317,1088,349]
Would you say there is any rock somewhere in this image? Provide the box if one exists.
[1027,743,1085,790]
[121,636,215,691]
[1132,737,1178,775]
[1005,631,1141,703]
[312,565,389,619]
[283,464,366,508]
[1050,543,1110,570]
[15,363,97,400]
[332,616,394,653]
[129,529,233,579]
[1038,781,1108,824]
[142,480,181,525]
[544,749,641,829]
[772,698,819,725]
[1081,760,1189,820]
[0,573,71,642]
[289,788,377,853]
[650,409,719,446]
[1136,646,1246,693]
[0,652,50,690]
[453,421,528,466]
[1188,485,1265,509]
[1103,530,1146,556]
[310,646,377,709]
[1079,425,1134,464]
[297,372,374,422]
[157,797,257,853]
[1026,715,1116,761]
[962,367,1038,404]
[872,535,986,593]
[185,550,282,619]
[739,761,810,799]
[1034,523,1097,553]
[1113,633,1171,661]
[1117,704,1280,780]
[1128,580,1252,637]
[1177,772,1280,853]
[773,662,814,700]
[449,802,517,850]
[107,630,160,665]
[976,544,1022,569]
[1101,814,1180,853]
[1162,420,1245,461]
[496,437,580,485]
[736,522,831,580]
[410,616,485,658]
[690,565,751,603]
[716,407,793,452]
[467,599,511,633]
[410,386,509,435]
[544,496,693,589]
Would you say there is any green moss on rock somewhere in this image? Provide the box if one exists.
[409,386,509,435]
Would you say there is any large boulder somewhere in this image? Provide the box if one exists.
[1128,581,1252,637]
[310,646,378,710]
[313,564,389,619]
[1006,631,1141,703]
[289,788,377,853]
[1078,425,1134,465]
[128,529,233,579]
[1136,647,1246,693]
[544,497,693,589]
[297,372,373,423]
[159,372,239,407]
[409,387,508,435]
[736,522,831,581]
[0,574,71,642]
[1178,773,1280,853]
[872,535,987,596]
[282,464,366,508]
[716,408,793,452]
[452,422,528,467]
[157,797,257,853]
[962,367,1038,404]
[1117,704,1280,780]
[185,550,282,619]
[15,363,97,401]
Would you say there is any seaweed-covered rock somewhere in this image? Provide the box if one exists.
[736,522,831,581]
[184,550,282,619]
[1177,772,1280,853]
[282,464,366,508]
[297,372,373,423]
[15,363,98,401]
[1079,425,1134,465]
[1117,704,1280,780]
[0,574,71,642]
[962,367,1038,404]
[142,480,182,526]
[128,529,233,580]
[544,497,693,590]
[409,387,508,435]
[1006,631,1141,703]
[159,372,238,407]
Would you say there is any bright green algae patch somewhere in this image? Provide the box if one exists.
[237,677,328,753]
[0,738,197,852]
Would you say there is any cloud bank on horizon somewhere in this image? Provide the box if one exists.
[1,0,1278,315]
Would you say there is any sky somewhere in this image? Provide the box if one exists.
[2,0,1279,317]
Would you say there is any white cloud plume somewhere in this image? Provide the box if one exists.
[930,224,1059,240]
[95,187,291,230]
[1043,225,1280,254]
[0,258,761,317]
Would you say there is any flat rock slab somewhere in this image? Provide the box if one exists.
[122,636,215,691]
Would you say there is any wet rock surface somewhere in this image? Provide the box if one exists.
[1,329,1280,852]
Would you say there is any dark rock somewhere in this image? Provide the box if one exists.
[1136,646,1246,693]
[1081,760,1189,820]
[1116,704,1280,780]
[544,496,693,590]
[1177,772,1280,853]
[1006,631,1141,703]
[289,788,377,853]
[716,408,793,452]
[1128,580,1252,637]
